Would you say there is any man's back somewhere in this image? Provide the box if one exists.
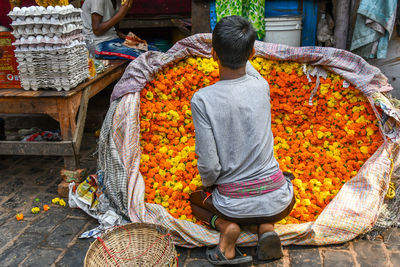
[191,62,279,186]
[191,62,293,218]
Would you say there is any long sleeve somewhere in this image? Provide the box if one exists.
[191,96,221,187]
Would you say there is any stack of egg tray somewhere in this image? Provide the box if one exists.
[8,5,89,91]
[15,44,88,91]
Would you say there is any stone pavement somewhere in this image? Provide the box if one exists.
[0,134,399,267]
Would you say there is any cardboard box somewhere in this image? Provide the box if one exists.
[0,32,21,88]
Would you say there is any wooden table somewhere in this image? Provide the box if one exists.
[0,60,128,170]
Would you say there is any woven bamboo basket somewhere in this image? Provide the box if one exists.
[84,223,177,267]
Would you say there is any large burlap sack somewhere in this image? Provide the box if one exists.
[98,34,400,247]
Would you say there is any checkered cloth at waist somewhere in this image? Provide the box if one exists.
[216,170,286,198]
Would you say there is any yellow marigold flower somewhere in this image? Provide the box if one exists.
[183,186,191,194]
[303,141,310,148]
[320,191,331,200]
[185,110,192,117]
[304,129,312,136]
[320,84,330,95]
[331,190,339,195]
[360,146,369,154]
[177,163,186,171]
[187,57,196,65]
[333,92,343,100]
[292,178,303,188]
[312,187,321,193]
[162,201,169,207]
[59,199,66,207]
[31,207,40,214]
[323,141,329,148]
[327,99,336,107]
[180,136,188,143]
[52,197,60,204]
[301,199,311,206]
[159,147,168,154]
[145,91,154,100]
[276,219,287,224]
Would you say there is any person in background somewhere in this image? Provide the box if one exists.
[189,16,295,265]
[81,0,158,60]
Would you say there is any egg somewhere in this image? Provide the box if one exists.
[47,6,54,13]
[21,7,28,14]
[50,25,58,32]
[33,16,41,23]
[37,6,46,13]
[13,7,21,13]
[36,35,43,42]
[50,17,58,24]
[27,6,36,14]
[54,6,62,13]
[25,17,33,23]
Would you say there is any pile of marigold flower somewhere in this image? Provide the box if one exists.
[139,56,383,224]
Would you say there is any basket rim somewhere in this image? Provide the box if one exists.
[84,222,176,267]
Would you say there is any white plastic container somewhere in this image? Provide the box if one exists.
[264,16,302,47]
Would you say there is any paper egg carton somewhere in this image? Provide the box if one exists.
[20,73,88,91]
[12,23,83,39]
[13,33,84,47]
[11,14,82,27]
[14,39,85,52]
[8,5,81,21]
[15,44,89,91]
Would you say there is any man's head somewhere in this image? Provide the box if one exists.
[212,15,256,70]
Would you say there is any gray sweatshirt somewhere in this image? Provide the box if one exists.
[190,62,293,218]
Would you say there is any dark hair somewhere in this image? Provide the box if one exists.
[212,15,256,69]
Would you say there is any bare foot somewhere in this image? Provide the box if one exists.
[215,218,241,259]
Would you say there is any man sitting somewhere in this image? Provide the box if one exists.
[190,16,295,265]
[81,0,158,60]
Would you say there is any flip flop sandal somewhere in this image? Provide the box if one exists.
[256,232,284,261]
[206,245,253,265]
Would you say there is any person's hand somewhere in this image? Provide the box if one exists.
[119,0,133,15]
